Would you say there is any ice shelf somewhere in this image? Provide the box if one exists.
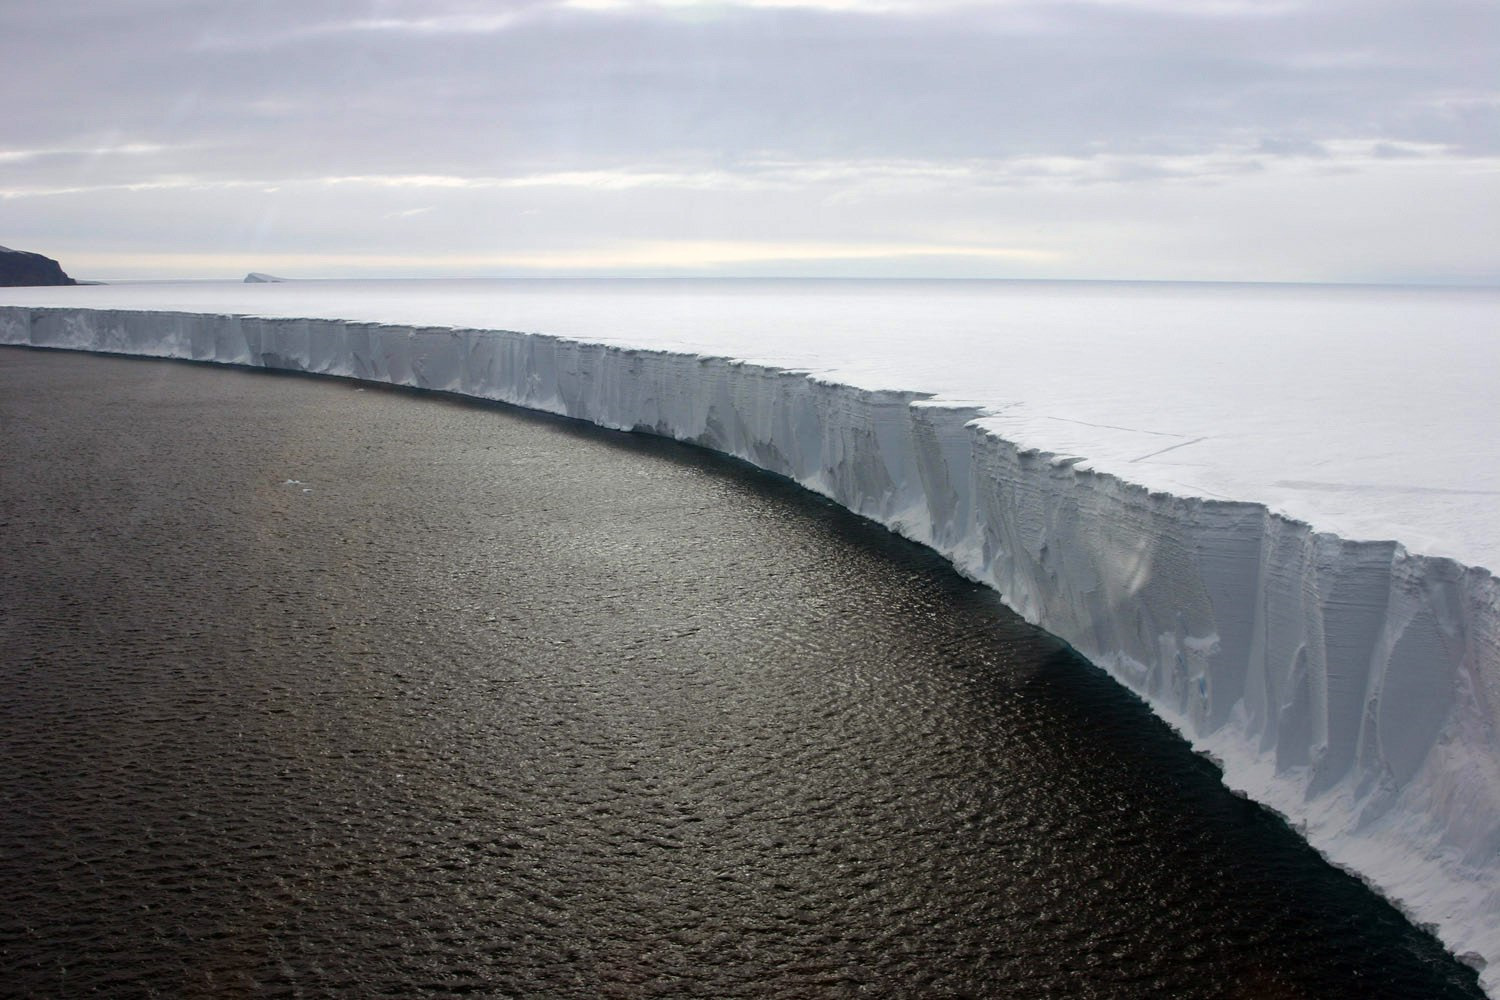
[1,287,1496,993]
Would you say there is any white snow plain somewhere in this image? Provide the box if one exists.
[1,278,1497,991]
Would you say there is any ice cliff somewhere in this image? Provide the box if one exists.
[2,303,1496,992]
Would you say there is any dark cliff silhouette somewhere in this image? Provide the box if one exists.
[0,246,77,286]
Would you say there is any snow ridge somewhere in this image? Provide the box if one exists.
[3,305,1496,993]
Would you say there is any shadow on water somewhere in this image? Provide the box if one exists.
[0,347,1484,999]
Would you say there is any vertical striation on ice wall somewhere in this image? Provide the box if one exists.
[3,305,1496,994]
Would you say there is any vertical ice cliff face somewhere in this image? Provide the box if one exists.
[3,305,1497,993]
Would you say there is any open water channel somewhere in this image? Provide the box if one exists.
[0,348,1483,998]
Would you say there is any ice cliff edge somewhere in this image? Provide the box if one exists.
[1,305,1496,994]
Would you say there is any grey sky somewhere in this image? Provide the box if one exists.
[2,0,1496,281]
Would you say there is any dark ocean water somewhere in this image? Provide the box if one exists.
[0,347,1482,999]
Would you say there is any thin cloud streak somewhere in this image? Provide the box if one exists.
[0,143,177,165]
[5,146,1486,200]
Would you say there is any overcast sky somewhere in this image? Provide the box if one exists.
[2,0,1496,282]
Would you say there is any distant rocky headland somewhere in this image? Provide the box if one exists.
[0,246,77,286]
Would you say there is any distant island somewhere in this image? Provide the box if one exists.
[244,272,288,283]
[0,246,76,286]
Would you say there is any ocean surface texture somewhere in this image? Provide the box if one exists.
[0,349,1483,998]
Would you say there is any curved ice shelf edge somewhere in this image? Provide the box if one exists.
[4,305,1497,993]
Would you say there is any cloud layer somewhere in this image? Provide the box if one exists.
[2,0,1496,280]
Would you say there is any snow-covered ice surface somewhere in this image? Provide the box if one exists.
[2,278,1497,990]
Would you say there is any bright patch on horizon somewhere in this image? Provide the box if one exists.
[62,240,1060,278]
[487,239,1061,267]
